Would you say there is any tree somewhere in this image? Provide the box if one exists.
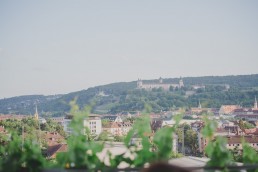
[97,131,110,141]
[114,135,125,142]
[230,146,243,162]
[238,119,255,130]
[101,119,110,128]
[243,121,255,129]
[169,86,174,92]
[40,119,66,137]
[185,130,198,155]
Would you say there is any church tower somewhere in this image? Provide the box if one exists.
[254,96,258,109]
[198,100,202,109]
[34,105,39,120]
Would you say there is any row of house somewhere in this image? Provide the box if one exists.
[57,114,133,137]
[103,121,132,136]
[147,109,258,154]
[189,97,258,116]
[190,118,258,153]
[0,114,27,121]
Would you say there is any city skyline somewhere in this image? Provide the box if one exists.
[1,1,258,98]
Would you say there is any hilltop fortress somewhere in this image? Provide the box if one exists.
[137,77,184,91]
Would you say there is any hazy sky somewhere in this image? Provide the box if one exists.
[0,1,258,98]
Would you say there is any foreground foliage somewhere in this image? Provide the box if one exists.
[1,104,258,171]
[0,133,46,172]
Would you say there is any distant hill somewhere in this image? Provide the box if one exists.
[0,74,258,117]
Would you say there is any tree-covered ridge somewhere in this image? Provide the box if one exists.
[182,74,258,87]
[0,74,257,116]
[0,95,62,115]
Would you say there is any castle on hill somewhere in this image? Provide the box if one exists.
[137,77,184,91]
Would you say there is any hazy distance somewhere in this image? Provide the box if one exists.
[0,0,258,98]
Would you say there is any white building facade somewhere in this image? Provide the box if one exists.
[84,116,102,135]
[63,115,102,136]
[137,77,184,91]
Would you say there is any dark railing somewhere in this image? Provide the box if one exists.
[42,164,258,172]
[187,164,258,171]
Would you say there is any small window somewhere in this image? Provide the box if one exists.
[229,144,231,146]
[237,144,240,146]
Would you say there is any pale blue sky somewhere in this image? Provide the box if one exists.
[0,0,258,98]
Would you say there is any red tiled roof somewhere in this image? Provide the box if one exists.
[226,135,258,144]
[110,122,132,129]
[220,105,240,114]
[47,144,67,159]
[117,122,132,127]
[43,131,65,146]
[0,114,27,121]
[111,122,119,128]
[216,128,228,133]
[233,108,246,113]
[244,128,258,135]
[191,121,204,127]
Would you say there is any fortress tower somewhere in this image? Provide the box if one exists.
[137,79,143,88]
[179,77,184,88]
[159,77,163,84]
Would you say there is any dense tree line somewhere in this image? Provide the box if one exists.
[0,117,65,138]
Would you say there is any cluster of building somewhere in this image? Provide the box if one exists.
[0,114,27,121]
[54,112,176,136]
[137,77,184,91]
[0,106,68,159]
[102,116,132,136]
[191,118,258,153]
[1,96,258,157]
[183,96,258,153]
[53,114,133,137]
[0,118,67,159]
[136,77,229,92]
[189,96,258,116]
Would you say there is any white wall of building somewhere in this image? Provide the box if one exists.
[84,117,102,135]
[63,118,72,135]
[63,116,102,136]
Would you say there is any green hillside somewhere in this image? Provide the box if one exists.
[0,74,258,117]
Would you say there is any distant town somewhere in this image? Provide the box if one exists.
[1,79,258,159]
[1,75,258,172]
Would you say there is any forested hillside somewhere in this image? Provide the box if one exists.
[0,74,257,116]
